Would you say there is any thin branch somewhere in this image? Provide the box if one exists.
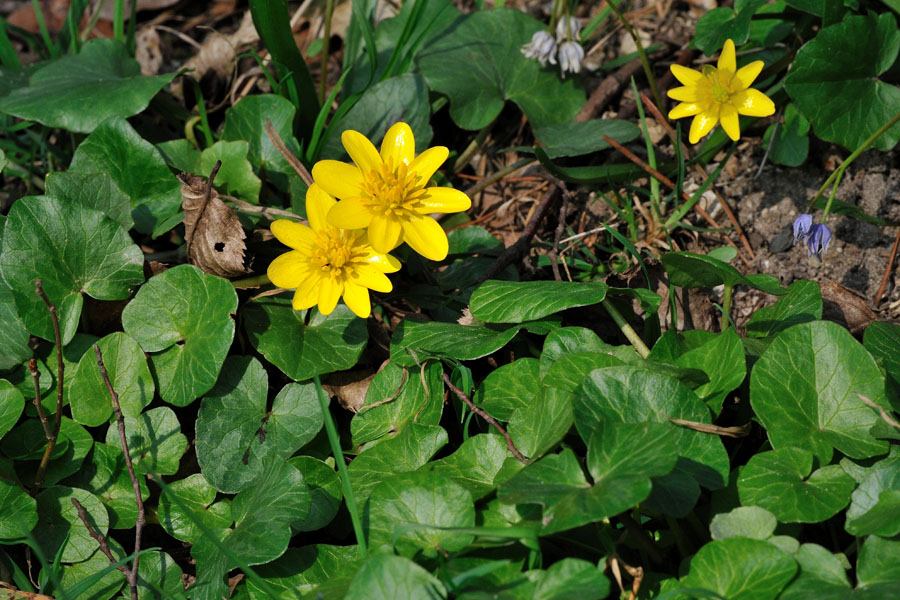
[475,184,558,286]
[463,158,535,198]
[549,194,571,282]
[70,497,128,576]
[225,196,307,222]
[32,279,63,492]
[667,417,751,438]
[860,394,900,430]
[874,226,900,308]
[441,372,527,464]
[28,359,52,441]
[94,345,143,600]
[265,118,314,186]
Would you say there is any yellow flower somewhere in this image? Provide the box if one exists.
[267,183,400,318]
[311,122,471,262]
[667,39,775,144]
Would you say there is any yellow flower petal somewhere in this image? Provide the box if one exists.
[305,183,336,232]
[670,64,703,87]
[328,198,373,230]
[312,160,364,200]
[318,278,342,315]
[271,220,316,251]
[734,88,776,117]
[267,251,311,288]
[361,248,402,273]
[417,187,471,214]
[720,104,741,141]
[368,214,404,253]
[667,86,697,103]
[292,273,321,310]
[734,60,764,90]
[717,39,736,74]
[689,112,718,144]
[342,282,371,318]
[342,130,382,173]
[409,146,449,184]
[669,103,702,120]
[352,264,393,293]
[380,122,415,166]
[401,213,448,261]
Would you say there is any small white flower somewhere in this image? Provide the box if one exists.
[522,30,558,66]
[558,41,584,77]
[555,16,581,42]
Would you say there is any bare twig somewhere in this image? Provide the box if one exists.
[475,184,559,286]
[28,359,51,441]
[32,280,63,492]
[70,497,128,576]
[859,394,900,430]
[463,158,536,198]
[874,227,900,308]
[549,194,571,283]
[265,119,314,186]
[441,372,527,464]
[667,417,751,438]
[94,345,143,600]
[225,196,307,222]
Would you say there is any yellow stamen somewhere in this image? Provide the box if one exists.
[359,157,427,217]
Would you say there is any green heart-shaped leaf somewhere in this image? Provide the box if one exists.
[470,280,608,323]
[679,538,797,599]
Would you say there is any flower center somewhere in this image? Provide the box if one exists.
[359,158,427,217]
[701,64,733,104]
[312,230,362,280]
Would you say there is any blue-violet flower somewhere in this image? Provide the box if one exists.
[807,224,832,260]
[558,40,584,77]
[792,214,813,245]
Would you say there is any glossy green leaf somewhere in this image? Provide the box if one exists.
[221,94,301,193]
[157,473,232,544]
[39,417,94,487]
[428,433,509,500]
[417,8,584,130]
[105,407,187,476]
[390,320,520,367]
[65,442,150,529]
[198,140,261,203]
[135,551,185,600]
[366,470,474,557]
[35,485,108,562]
[348,423,448,504]
[746,279,822,338]
[573,367,729,491]
[243,297,368,382]
[857,535,900,589]
[196,356,323,493]
[539,326,623,378]
[0,380,24,441]
[535,558,610,600]
[693,0,768,55]
[500,422,677,534]
[319,74,432,160]
[508,386,573,460]
[533,120,641,158]
[738,447,855,523]
[44,170,133,230]
[845,455,900,536]
[122,265,237,406]
[785,13,900,152]
[59,537,125,600]
[543,352,625,392]
[69,332,154,426]
[345,554,447,600]
[662,251,784,294]
[67,117,182,236]
[0,195,143,345]
[351,361,443,446]
[0,38,175,133]
[679,537,797,600]
[473,358,539,421]
[709,506,778,541]
[246,545,358,600]
[778,543,851,600]
[750,321,889,463]
[863,321,900,399]
[762,103,810,167]
[0,478,37,539]
[288,456,342,532]
[470,280,608,323]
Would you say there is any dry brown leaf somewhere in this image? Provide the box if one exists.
[135,26,162,76]
[96,0,180,21]
[323,370,378,413]
[179,169,248,278]
[820,278,877,334]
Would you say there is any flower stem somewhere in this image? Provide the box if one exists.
[812,109,900,220]
[319,0,335,106]
[313,374,367,560]
[602,298,650,359]
[720,282,733,332]
[606,0,663,112]
[231,274,271,289]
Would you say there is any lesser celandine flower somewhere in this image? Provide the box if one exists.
[267,183,400,318]
[312,122,471,262]
[667,39,775,144]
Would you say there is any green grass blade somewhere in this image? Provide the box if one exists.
[30,0,58,59]
[0,17,23,67]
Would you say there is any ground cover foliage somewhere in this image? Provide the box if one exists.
[1,0,900,598]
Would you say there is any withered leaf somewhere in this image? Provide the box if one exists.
[820,278,877,334]
[180,172,248,278]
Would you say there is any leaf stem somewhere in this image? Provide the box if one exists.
[313,373,367,559]
[720,282,733,331]
[601,298,650,359]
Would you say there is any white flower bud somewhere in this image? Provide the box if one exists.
[521,30,558,66]
[555,16,581,42]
